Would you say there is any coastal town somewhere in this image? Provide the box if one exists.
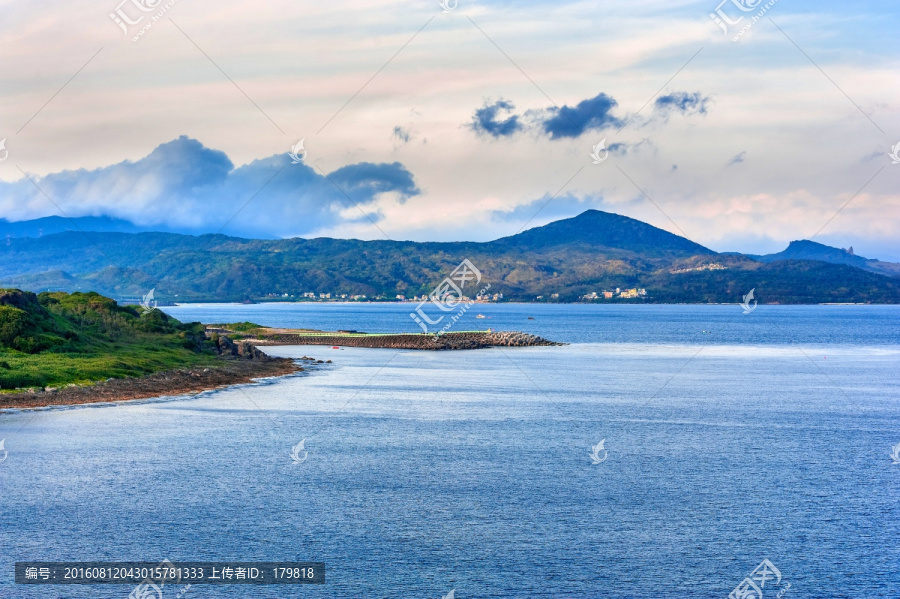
[256,289,650,302]
[262,291,507,302]
[580,288,648,300]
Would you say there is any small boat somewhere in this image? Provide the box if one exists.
[476,314,486,319]
[527,317,535,320]
[332,346,340,349]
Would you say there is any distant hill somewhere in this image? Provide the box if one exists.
[751,240,900,278]
[0,211,897,304]
[491,210,712,255]
[0,215,150,238]
[0,215,278,240]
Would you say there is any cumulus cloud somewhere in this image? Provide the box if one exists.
[328,162,419,204]
[468,91,708,140]
[0,136,420,238]
[470,99,524,138]
[541,93,624,139]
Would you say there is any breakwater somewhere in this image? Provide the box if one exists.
[252,330,561,350]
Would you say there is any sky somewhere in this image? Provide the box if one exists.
[0,0,898,259]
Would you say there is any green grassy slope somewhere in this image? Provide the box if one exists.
[0,289,220,391]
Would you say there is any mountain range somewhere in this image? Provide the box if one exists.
[0,210,898,304]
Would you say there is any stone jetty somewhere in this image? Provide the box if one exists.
[247,330,562,350]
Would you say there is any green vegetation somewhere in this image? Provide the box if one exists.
[219,321,264,332]
[1,210,898,304]
[0,289,220,391]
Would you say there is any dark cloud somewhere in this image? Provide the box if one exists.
[542,93,623,139]
[0,136,420,238]
[654,92,710,116]
[470,99,524,138]
[468,91,707,140]
[329,162,419,202]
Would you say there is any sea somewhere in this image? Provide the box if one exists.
[1,304,898,598]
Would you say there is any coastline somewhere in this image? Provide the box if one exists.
[0,355,304,411]
[0,327,559,411]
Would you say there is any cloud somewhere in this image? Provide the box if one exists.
[727,151,746,165]
[0,136,420,238]
[541,93,624,139]
[393,126,411,143]
[467,91,708,141]
[470,99,524,138]
[654,91,710,116]
[608,138,653,156]
[328,162,419,203]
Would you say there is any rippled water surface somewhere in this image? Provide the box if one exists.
[1,305,899,598]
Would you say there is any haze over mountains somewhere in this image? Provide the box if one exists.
[0,210,898,304]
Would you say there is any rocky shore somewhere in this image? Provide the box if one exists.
[250,330,562,350]
[0,339,311,411]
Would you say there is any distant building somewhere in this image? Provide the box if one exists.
[669,263,727,275]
